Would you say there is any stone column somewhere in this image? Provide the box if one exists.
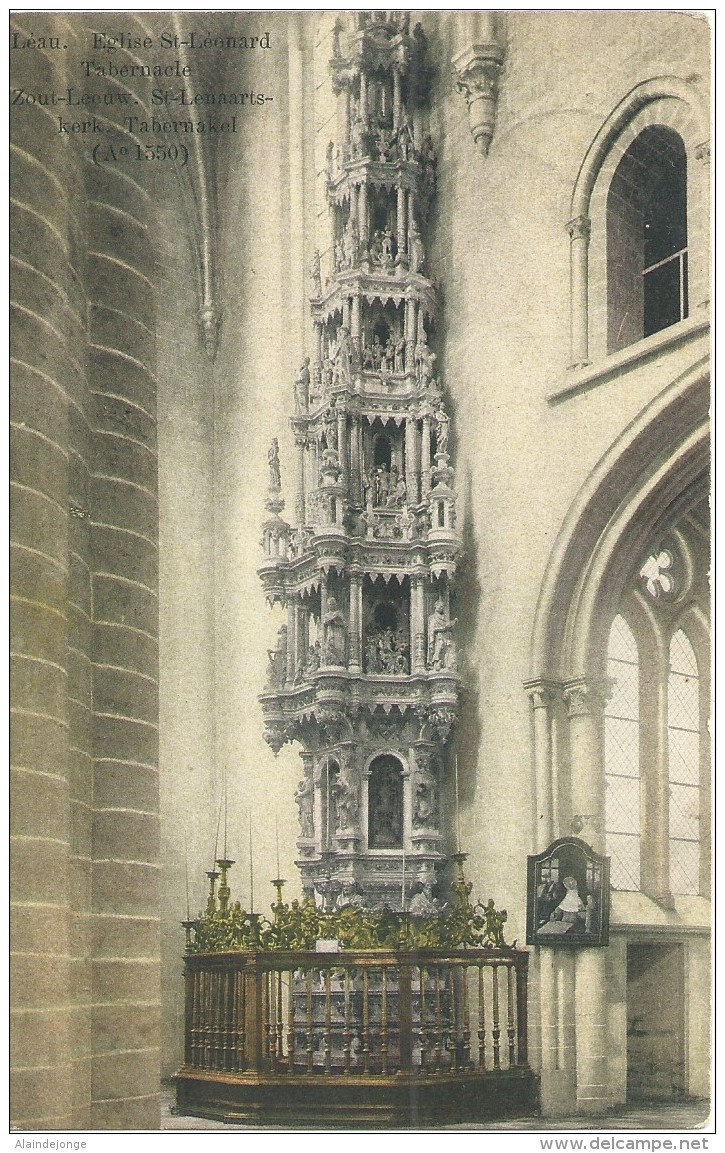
[295,436,306,526]
[343,87,351,150]
[337,407,347,485]
[351,293,362,356]
[525,680,558,851]
[320,571,328,638]
[405,417,418,503]
[358,183,368,253]
[566,215,591,369]
[297,605,309,667]
[397,184,407,263]
[393,65,402,129]
[564,678,611,1114]
[410,576,426,672]
[348,570,362,673]
[10,19,77,1125]
[421,415,432,494]
[343,296,352,332]
[406,296,418,370]
[359,72,368,121]
[350,415,361,505]
[287,600,297,682]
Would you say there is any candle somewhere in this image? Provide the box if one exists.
[249,810,254,913]
[275,811,281,878]
[455,752,461,853]
[401,845,406,910]
[212,795,223,868]
[184,826,190,920]
[223,769,228,860]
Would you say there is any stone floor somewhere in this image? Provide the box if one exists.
[161,1088,712,1132]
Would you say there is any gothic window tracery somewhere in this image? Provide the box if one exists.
[667,630,701,895]
[602,507,709,899]
[605,615,641,890]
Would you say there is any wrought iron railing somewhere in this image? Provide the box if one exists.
[182,947,528,1078]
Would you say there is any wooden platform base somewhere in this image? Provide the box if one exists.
[174,1066,540,1128]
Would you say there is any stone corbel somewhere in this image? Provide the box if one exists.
[452,41,505,156]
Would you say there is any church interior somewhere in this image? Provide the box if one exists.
[9,9,710,1130]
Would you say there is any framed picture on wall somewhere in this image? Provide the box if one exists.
[527,837,610,947]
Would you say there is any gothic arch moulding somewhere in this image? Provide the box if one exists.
[566,75,710,366]
[530,358,710,686]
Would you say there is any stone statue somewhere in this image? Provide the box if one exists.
[427,600,457,670]
[268,438,281,489]
[350,114,366,159]
[266,624,288,688]
[408,218,424,273]
[408,881,441,916]
[311,250,321,296]
[336,880,365,911]
[324,405,338,451]
[295,775,314,839]
[394,335,406,373]
[334,759,359,830]
[413,755,438,827]
[397,120,414,161]
[343,217,359,267]
[362,469,372,510]
[365,636,378,673]
[333,326,353,383]
[294,357,310,413]
[415,335,436,385]
[321,357,334,392]
[323,595,346,665]
[304,639,321,677]
[434,407,450,456]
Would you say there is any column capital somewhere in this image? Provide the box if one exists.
[523,677,561,709]
[563,677,612,718]
[566,214,591,242]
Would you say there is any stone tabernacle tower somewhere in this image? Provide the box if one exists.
[259,13,461,911]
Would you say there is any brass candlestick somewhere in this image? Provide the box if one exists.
[216,858,235,914]
[451,852,472,909]
[205,869,220,915]
[271,877,286,917]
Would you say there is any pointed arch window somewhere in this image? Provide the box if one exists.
[607,126,688,353]
[668,630,701,895]
[604,615,641,890]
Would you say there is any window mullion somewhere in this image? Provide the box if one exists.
[639,650,671,903]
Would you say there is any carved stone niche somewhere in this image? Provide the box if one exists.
[452,42,505,156]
